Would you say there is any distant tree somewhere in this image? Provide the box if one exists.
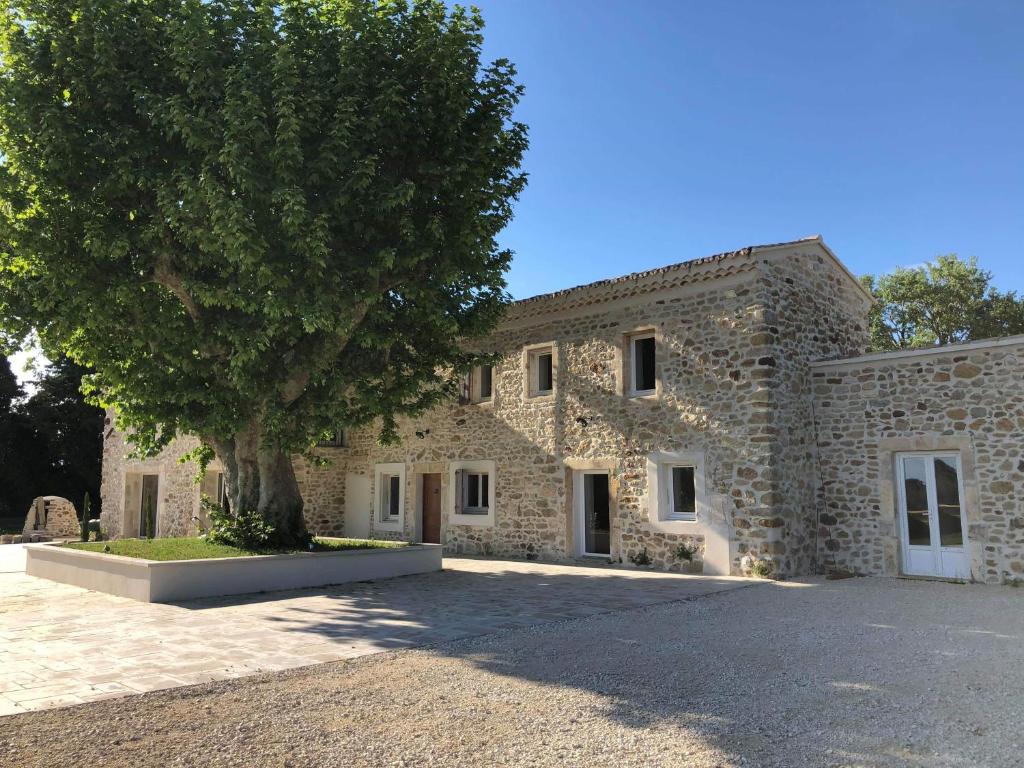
[0,357,103,524]
[19,358,104,513]
[0,0,527,545]
[861,255,1024,351]
[0,356,32,521]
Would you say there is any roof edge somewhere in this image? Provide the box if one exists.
[510,236,827,308]
[810,333,1024,370]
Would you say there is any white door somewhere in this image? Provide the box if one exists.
[895,453,969,579]
[343,473,371,539]
[573,470,610,557]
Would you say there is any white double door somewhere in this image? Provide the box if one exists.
[895,453,969,579]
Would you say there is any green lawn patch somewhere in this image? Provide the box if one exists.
[63,536,408,561]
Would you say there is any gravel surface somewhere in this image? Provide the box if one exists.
[2,577,1022,768]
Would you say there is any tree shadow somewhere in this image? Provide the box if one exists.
[170,565,1024,766]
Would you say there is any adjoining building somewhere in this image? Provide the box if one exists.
[100,237,1024,583]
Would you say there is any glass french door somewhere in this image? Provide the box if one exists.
[895,453,969,579]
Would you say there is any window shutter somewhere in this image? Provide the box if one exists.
[458,373,470,404]
[455,470,464,514]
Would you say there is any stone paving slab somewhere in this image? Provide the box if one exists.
[0,553,753,715]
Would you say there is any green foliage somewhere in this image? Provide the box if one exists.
[861,255,1024,351]
[0,0,527,464]
[202,498,277,550]
[673,542,698,562]
[628,547,652,567]
[749,559,775,579]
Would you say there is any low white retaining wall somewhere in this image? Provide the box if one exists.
[25,542,442,603]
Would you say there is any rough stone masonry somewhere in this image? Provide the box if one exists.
[100,237,1024,583]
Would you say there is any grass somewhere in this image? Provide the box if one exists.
[63,536,408,561]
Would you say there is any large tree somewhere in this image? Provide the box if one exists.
[0,0,527,544]
[861,254,1024,352]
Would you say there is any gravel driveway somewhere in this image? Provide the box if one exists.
[2,576,1022,768]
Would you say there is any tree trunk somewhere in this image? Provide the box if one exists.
[209,422,307,547]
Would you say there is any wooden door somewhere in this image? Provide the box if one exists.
[421,474,442,544]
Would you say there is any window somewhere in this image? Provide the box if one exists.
[450,460,496,526]
[317,429,346,448]
[526,345,554,397]
[471,364,493,403]
[380,474,401,522]
[646,451,705,529]
[667,465,696,521]
[629,333,656,395]
[373,463,406,531]
[460,471,490,514]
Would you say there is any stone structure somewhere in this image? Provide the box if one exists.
[98,237,1024,582]
[812,336,1024,584]
[23,496,81,539]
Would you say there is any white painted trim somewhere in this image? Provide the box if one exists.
[624,328,660,399]
[449,459,496,527]
[522,342,557,400]
[373,463,406,533]
[893,452,970,579]
[645,451,708,532]
[811,333,1024,370]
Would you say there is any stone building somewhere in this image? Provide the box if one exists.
[100,237,1024,583]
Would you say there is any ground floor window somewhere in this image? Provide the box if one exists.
[450,460,496,526]
[646,451,706,529]
[374,463,406,531]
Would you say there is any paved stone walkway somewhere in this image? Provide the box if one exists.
[0,548,752,715]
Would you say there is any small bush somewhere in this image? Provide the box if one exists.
[749,558,775,579]
[202,498,276,550]
[628,547,652,567]
[673,542,698,562]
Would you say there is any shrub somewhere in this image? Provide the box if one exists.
[202,498,277,550]
[749,558,775,579]
[673,542,698,562]
[628,547,652,567]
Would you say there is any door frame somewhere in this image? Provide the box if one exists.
[572,468,612,558]
[894,451,970,578]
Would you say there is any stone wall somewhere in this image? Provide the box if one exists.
[811,338,1024,584]
[755,249,871,575]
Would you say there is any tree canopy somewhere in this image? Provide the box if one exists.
[0,0,527,542]
[860,254,1024,352]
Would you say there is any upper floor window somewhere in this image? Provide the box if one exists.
[628,332,656,396]
[471,364,493,403]
[527,346,554,398]
[317,429,346,448]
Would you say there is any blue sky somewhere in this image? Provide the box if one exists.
[472,1,1024,299]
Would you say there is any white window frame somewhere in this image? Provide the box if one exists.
[627,330,657,397]
[449,459,496,527]
[646,451,707,532]
[470,364,494,404]
[373,463,406,533]
[524,342,556,399]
